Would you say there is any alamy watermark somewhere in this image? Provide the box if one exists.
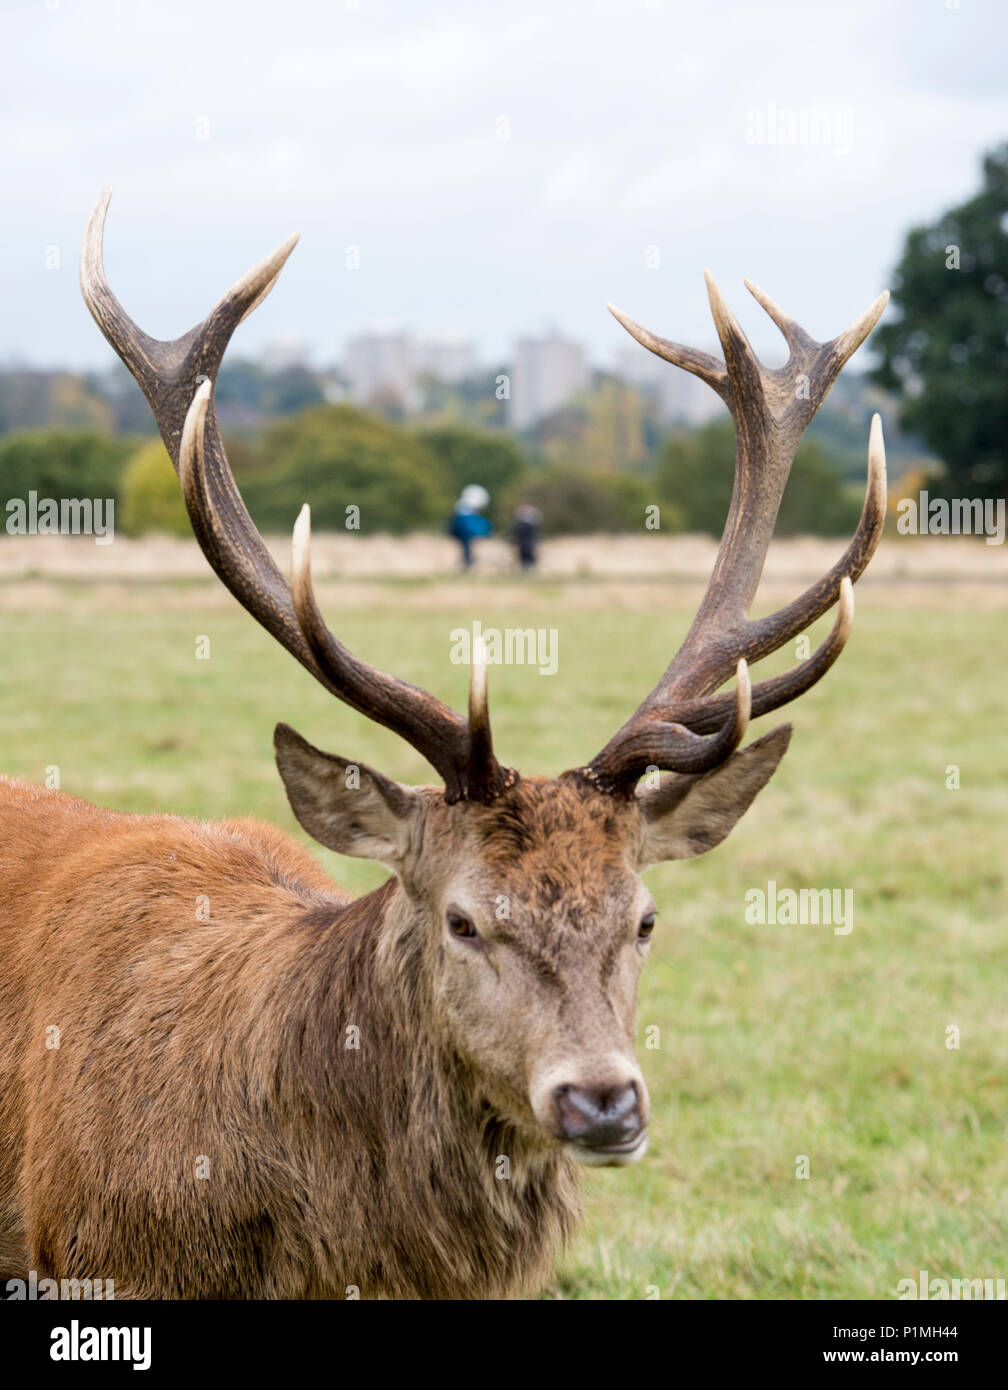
[6,1270,114,1299]
[5,491,114,545]
[450,619,558,676]
[896,492,1004,545]
[745,880,854,935]
[50,1319,150,1371]
[744,102,854,156]
[897,1268,1005,1300]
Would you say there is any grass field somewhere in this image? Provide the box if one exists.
[1,538,1006,1299]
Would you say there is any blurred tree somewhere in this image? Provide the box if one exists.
[776,441,865,536]
[654,421,735,536]
[416,425,529,520]
[579,377,648,472]
[531,377,655,473]
[215,361,325,421]
[415,368,510,428]
[0,431,131,509]
[0,372,115,434]
[656,418,861,537]
[264,367,326,416]
[90,364,160,436]
[884,463,933,536]
[240,405,452,533]
[214,360,267,414]
[365,386,409,423]
[871,142,1008,498]
[119,440,190,536]
[46,375,115,432]
[501,466,655,535]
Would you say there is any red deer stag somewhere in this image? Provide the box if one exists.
[0,191,887,1299]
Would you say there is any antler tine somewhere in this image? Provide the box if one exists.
[582,661,752,795]
[702,269,765,420]
[606,302,729,399]
[178,378,322,678]
[670,576,856,735]
[290,503,504,801]
[743,279,815,355]
[662,411,887,698]
[580,274,888,794]
[467,653,513,798]
[289,504,466,781]
[82,187,298,453]
[676,274,887,640]
[743,414,886,661]
[88,192,512,804]
[80,189,161,386]
[84,192,310,673]
[663,422,884,736]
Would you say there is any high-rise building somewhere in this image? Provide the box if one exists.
[260,334,311,371]
[509,335,589,431]
[615,346,726,426]
[343,333,416,408]
[413,338,477,386]
[342,334,478,408]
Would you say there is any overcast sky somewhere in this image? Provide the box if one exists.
[3,0,1006,372]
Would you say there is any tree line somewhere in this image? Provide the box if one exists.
[0,408,874,539]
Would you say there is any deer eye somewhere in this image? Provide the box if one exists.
[447,911,479,941]
[638,912,656,941]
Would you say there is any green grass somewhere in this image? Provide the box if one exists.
[2,578,1006,1299]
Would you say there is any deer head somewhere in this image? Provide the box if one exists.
[81,191,886,1167]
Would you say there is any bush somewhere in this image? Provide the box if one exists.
[500,467,656,535]
[0,431,131,509]
[239,405,453,534]
[215,361,326,418]
[118,441,190,537]
[776,442,865,536]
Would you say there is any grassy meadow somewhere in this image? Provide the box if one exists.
[1,539,1006,1299]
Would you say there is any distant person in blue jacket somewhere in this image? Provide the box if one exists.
[449,485,492,570]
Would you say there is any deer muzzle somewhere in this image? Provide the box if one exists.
[532,1065,650,1166]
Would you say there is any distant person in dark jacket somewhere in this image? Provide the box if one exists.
[449,485,492,570]
[512,504,542,572]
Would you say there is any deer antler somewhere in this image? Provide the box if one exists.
[81,189,511,803]
[578,273,888,795]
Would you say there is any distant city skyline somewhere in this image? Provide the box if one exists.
[233,325,728,429]
[3,1,1006,374]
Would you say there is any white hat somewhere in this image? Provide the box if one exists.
[460,484,490,510]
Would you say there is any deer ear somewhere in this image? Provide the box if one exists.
[274,723,420,868]
[635,725,792,867]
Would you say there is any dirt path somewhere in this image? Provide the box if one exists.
[1,533,1005,611]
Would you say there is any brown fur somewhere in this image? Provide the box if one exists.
[0,775,598,1298]
[0,730,789,1299]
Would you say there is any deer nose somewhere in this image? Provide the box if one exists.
[551,1081,643,1150]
